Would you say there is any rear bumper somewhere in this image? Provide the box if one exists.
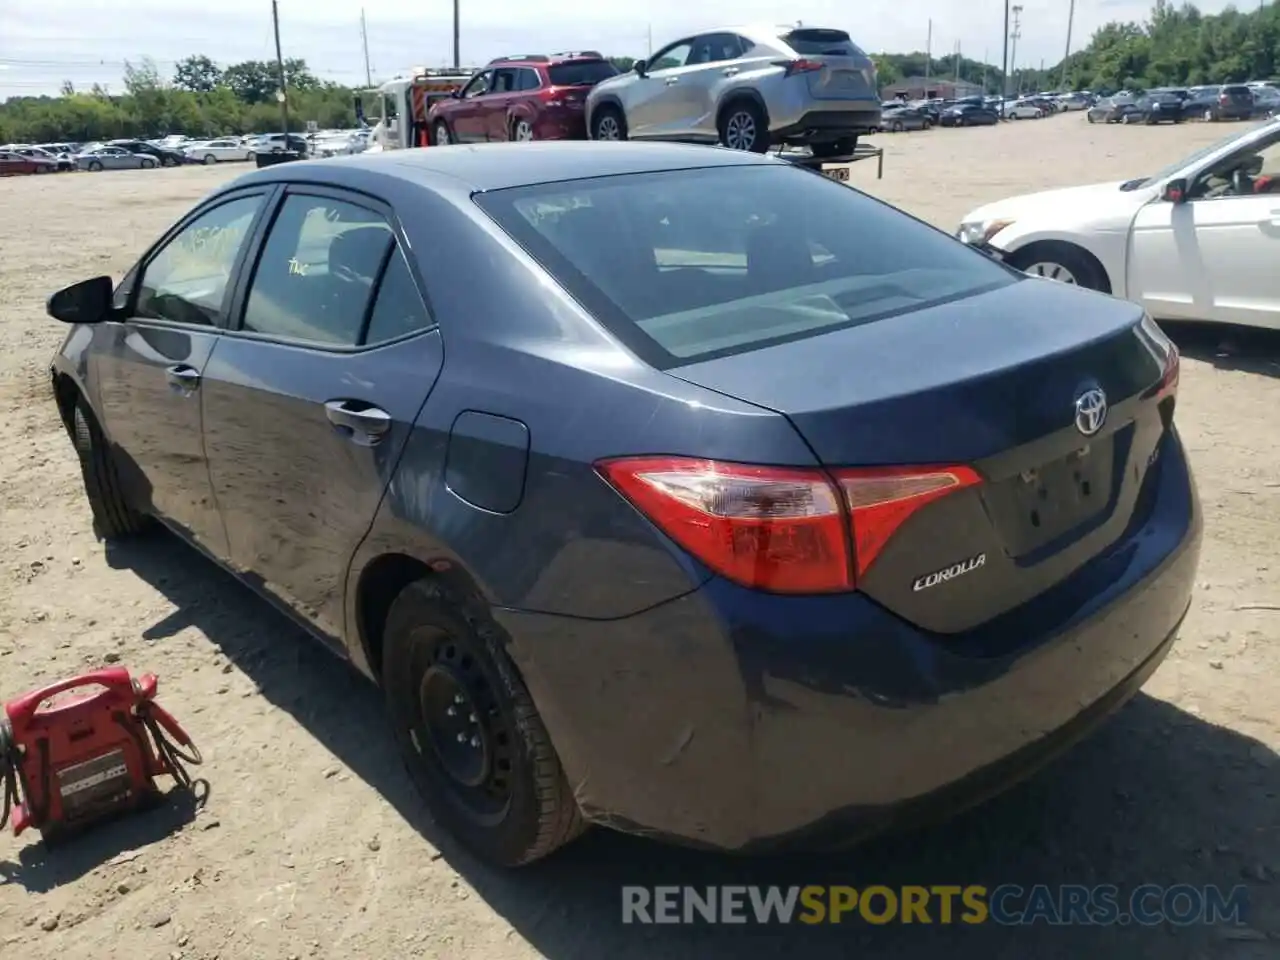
[500,429,1202,852]
[773,108,881,144]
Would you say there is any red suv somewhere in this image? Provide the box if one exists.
[428,53,619,145]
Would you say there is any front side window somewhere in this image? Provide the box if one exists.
[475,165,1012,368]
[134,195,263,326]
[649,43,693,71]
[241,195,394,345]
[1189,129,1280,200]
[462,71,493,98]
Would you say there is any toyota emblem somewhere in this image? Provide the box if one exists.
[1074,387,1108,437]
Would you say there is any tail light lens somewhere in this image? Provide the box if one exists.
[774,58,825,76]
[1220,93,1230,103]
[596,456,980,594]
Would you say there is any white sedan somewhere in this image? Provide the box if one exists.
[1006,100,1045,119]
[957,118,1280,329]
[184,139,254,164]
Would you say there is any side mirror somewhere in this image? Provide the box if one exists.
[1162,178,1188,204]
[47,276,114,325]
[634,59,647,77]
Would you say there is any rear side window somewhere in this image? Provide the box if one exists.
[474,165,1011,369]
[364,247,433,344]
[781,28,863,57]
[517,68,541,91]
[241,195,393,345]
[547,60,618,86]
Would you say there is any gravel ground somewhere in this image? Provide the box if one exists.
[1,113,1277,960]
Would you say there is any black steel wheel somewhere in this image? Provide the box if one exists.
[382,580,585,867]
[70,399,148,539]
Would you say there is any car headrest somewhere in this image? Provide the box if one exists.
[328,226,393,284]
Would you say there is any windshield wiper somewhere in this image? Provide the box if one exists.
[1119,177,1149,191]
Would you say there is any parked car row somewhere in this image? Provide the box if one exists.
[1088,84,1279,125]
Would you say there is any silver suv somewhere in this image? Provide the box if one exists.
[586,25,880,156]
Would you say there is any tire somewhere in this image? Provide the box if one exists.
[70,400,148,540]
[810,139,856,158]
[891,120,904,133]
[381,579,585,867]
[433,120,453,146]
[590,105,627,141]
[141,158,156,169]
[203,154,217,165]
[718,99,770,153]
[511,118,533,142]
[1204,109,1215,122]
[1009,242,1107,292]
[88,161,103,172]
[1088,113,1095,123]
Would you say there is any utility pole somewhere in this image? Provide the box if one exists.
[452,0,460,69]
[360,9,373,87]
[955,40,962,85]
[647,24,653,58]
[1010,5,1023,97]
[1061,0,1076,90]
[925,19,932,82]
[982,47,989,93]
[1001,0,1011,99]
[271,0,289,139]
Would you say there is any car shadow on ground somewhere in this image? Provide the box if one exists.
[102,533,1278,960]
[1165,320,1280,380]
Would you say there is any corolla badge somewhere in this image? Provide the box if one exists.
[1074,387,1108,437]
[912,553,986,592]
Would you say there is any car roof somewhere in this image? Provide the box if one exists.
[235,141,778,193]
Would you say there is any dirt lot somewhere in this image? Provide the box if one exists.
[1,114,1277,960]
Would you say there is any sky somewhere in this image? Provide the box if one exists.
[0,0,1244,99]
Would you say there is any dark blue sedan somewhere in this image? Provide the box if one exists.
[46,141,1201,867]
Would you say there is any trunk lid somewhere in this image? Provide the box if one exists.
[666,279,1176,634]
[779,28,877,102]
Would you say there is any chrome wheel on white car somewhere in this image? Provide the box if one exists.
[723,110,758,150]
[1023,262,1079,284]
[593,111,623,141]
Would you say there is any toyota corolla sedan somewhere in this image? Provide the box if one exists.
[47,142,1199,867]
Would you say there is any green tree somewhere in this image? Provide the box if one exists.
[173,55,223,93]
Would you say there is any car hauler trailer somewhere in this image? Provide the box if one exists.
[776,141,884,181]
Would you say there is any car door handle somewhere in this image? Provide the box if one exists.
[722,67,739,77]
[165,364,200,393]
[665,77,680,86]
[324,399,392,445]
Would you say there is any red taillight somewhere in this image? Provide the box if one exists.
[595,456,980,594]
[774,58,825,76]
[1220,94,1230,103]
[833,466,982,579]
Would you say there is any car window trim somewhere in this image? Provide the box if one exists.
[223,182,438,353]
[122,186,279,332]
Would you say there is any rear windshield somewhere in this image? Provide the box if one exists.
[474,165,1012,369]
[1222,85,1252,96]
[548,60,618,86]
[781,28,864,57]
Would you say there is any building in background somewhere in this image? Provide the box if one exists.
[881,77,986,100]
